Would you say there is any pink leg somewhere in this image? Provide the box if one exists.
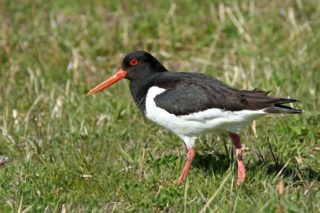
[230,133,246,186]
[177,148,195,185]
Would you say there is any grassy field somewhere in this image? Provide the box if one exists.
[0,0,319,212]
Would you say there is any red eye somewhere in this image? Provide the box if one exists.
[129,58,138,66]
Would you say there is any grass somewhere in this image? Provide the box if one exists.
[0,0,319,212]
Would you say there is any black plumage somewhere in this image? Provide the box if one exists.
[118,51,302,116]
[130,71,302,116]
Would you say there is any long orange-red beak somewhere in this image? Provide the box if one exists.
[87,69,127,95]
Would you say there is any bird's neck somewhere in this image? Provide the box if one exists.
[129,74,161,113]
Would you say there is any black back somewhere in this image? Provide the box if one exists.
[154,72,302,115]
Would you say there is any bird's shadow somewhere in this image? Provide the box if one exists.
[154,152,320,182]
[193,152,320,182]
[192,152,232,175]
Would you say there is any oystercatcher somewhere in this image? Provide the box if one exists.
[87,51,302,186]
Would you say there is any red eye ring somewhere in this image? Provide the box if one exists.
[129,58,138,66]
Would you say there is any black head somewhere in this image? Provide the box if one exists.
[87,51,167,96]
[121,51,167,81]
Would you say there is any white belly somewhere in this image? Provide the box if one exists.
[145,86,266,138]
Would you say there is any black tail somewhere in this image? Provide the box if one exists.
[264,98,303,114]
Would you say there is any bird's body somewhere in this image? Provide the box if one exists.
[145,86,264,146]
[129,70,301,148]
[88,51,302,185]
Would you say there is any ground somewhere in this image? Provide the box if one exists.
[0,0,319,212]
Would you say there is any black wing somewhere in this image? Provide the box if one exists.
[153,72,301,116]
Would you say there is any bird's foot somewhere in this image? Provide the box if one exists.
[176,175,187,185]
[230,133,246,186]
[176,148,195,185]
[236,160,246,186]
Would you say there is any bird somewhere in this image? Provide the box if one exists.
[87,51,302,186]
